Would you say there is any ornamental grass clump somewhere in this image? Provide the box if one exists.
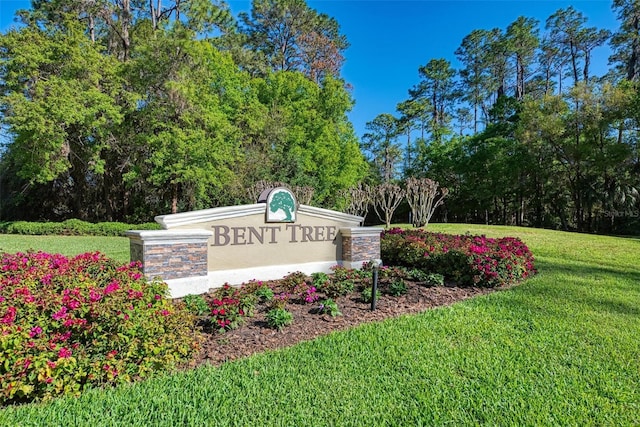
[0,251,200,405]
[381,228,536,287]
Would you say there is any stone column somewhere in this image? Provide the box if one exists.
[340,227,384,269]
[126,229,213,297]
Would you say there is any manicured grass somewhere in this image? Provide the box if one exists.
[1,225,639,425]
[0,234,130,264]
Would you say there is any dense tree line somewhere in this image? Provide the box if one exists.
[364,2,640,234]
[2,0,640,235]
[0,0,366,221]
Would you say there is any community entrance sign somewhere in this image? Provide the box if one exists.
[127,188,382,298]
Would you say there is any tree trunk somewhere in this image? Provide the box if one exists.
[171,183,179,214]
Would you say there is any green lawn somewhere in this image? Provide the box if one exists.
[0,235,130,264]
[1,225,639,425]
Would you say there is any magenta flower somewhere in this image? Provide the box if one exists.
[52,306,68,321]
[1,306,17,325]
[104,280,120,295]
[29,326,43,337]
[89,288,102,302]
[58,347,72,358]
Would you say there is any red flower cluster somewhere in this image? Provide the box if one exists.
[210,297,246,330]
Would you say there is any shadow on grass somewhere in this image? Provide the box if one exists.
[510,257,640,318]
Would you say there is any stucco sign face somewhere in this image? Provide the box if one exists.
[128,186,380,298]
[266,187,297,223]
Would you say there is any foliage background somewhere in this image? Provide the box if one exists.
[1,0,640,235]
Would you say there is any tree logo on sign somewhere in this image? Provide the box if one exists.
[266,188,297,222]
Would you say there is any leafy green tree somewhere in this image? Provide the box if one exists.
[239,0,348,81]
[505,16,540,100]
[396,99,421,175]
[362,114,402,183]
[410,58,459,143]
[546,6,610,85]
[0,20,125,218]
[249,71,366,205]
[456,29,495,132]
[610,0,640,81]
[122,30,245,214]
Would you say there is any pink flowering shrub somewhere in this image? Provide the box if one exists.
[0,251,200,405]
[279,272,319,304]
[381,228,536,287]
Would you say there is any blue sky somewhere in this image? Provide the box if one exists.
[1,0,619,138]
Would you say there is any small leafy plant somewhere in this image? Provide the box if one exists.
[280,271,307,291]
[182,294,209,316]
[425,273,445,287]
[210,285,252,332]
[270,292,291,310]
[360,286,381,303]
[254,284,274,302]
[386,278,408,296]
[317,299,341,317]
[265,308,294,330]
[310,272,329,287]
[317,273,355,298]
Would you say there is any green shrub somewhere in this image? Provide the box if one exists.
[310,272,329,287]
[59,219,95,235]
[254,285,274,302]
[318,278,355,299]
[424,273,445,287]
[405,268,429,282]
[0,221,161,237]
[289,282,318,304]
[316,299,341,317]
[386,278,408,296]
[280,271,308,291]
[0,251,199,405]
[265,308,293,330]
[310,266,357,298]
[3,221,65,235]
[238,292,259,317]
[182,294,209,316]
[360,286,381,303]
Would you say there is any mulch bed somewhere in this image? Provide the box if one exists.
[189,283,498,368]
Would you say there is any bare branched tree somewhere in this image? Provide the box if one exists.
[247,180,314,205]
[405,177,449,228]
[339,184,372,217]
[293,186,314,205]
[247,180,289,203]
[373,183,405,228]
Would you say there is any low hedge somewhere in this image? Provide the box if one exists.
[0,220,161,237]
[381,228,536,287]
[0,251,200,405]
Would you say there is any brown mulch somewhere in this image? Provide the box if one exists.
[189,283,498,368]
